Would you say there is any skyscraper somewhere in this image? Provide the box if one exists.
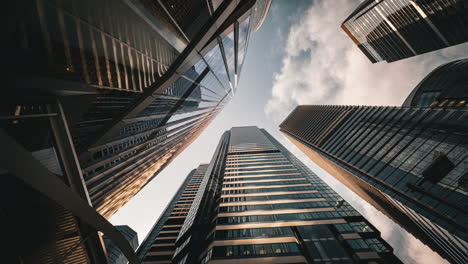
[403,58,468,107]
[140,126,402,264]
[2,0,271,219]
[104,225,139,264]
[341,0,468,63]
[2,1,270,262]
[279,62,468,263]
[137,164,209,263]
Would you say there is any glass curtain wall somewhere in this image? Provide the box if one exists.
[3,0,268,218]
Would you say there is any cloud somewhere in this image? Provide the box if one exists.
[265,0,468,123]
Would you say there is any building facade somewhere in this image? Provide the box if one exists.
[403,58,468,107]
[279,66,468,263]
[140,126,402,264]
[104,225,139,264]
[3,0,271,219]
[341,0,468,63]
[137,164,209,263]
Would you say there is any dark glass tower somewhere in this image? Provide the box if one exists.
[279,62,468,263]
[137,164,209,263]
[341,0,468,63]
[104,225,139,264]
[2,0,271,219]
[140,127,402,264]
[403,58,468,107]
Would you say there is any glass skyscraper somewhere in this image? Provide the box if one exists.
[403,58,468,107]
[137,164,209,263]
[279,61,468,263]
[2,0,271,219]
[341,0,468,63]
[139,127,402,264]
[2,0,270,262]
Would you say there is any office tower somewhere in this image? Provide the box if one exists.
[2,0,270,219]
[104,225,139,264]
[139,126,402,264]
[403,58,468,107]
[341,0,468,63]
[137,164,209,263]
[279,65,468,263]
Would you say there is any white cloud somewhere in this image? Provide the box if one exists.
[265,0,468,123]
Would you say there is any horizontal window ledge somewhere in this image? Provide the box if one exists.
[354,251,381,260]
[220,198,325,206]
[226,159,288,165]
[221,190,318,198]
[224,169,297,175]
[151,243,175,247]
[218,207,335,217]
[223,178,305,185]
[163,224,183,228]
[224,173,301,179]
[212,236,297,247]
[223,183,312,191]
[226,160,289,166]
[225,165,293,171]
[159,230,180,234]
[216,219,346,230]
[145,251,175,256]
[339,233,361,240]
[209,255,307,264]
[155,236,177,240]
[142,261,172,264]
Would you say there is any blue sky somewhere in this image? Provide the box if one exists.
[110,1,468,263]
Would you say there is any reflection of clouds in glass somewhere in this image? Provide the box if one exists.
[200,72,228,99]
[238,17,251,75]
[222,31,236,86]
[193,58,207,75]
[203,43,231,93]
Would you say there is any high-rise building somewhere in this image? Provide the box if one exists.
[341,0,468,63]
[137,164,209,263]
[2,1,270,262]
[2,0,271,219]
[403,58,468,107]
[139,126,402,264]
[279,62,468,263]
[104,225,139,264]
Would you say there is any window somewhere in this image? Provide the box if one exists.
[334,223,354,233]
[215,227,293,240]
[366,238,390,252]
[349,222,374,233]
[422,151,455,183]
[212,243,300,258]
[347,239,369,251]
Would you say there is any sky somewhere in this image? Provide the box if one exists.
[110,1,468,263]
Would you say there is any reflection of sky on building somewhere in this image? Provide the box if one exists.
[343,0,467,63]
[74,0,270,218]
[204,44,232,93]
[222,29,236,86]
[238,17,252,78]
